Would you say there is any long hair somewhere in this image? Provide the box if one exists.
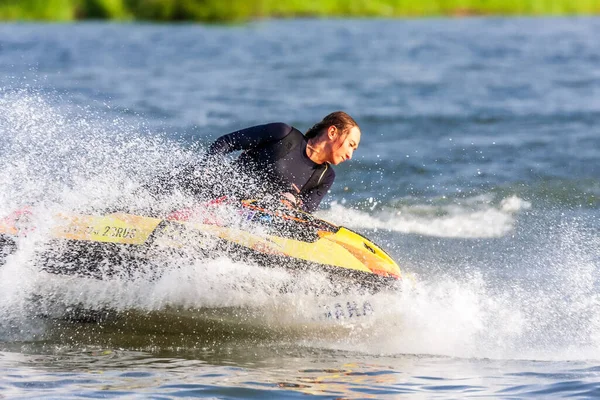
[305,111,358,139]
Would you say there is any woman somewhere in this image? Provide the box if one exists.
[207,111,360,212]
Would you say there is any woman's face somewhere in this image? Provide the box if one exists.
[327,125,361,165]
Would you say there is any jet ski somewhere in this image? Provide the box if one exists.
[0,196,403,292]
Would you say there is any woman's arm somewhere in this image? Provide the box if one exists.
[207,122,293,155]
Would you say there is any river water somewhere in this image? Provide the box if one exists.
[0,18,599,398]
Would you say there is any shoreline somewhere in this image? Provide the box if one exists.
[1,1,599,23]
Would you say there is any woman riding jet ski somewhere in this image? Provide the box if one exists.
[0,112,403,291]
[204,111,361,212]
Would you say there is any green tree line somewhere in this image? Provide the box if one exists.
[1,0,599,22]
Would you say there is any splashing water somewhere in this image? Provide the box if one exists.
[1,91,599,363]
[318,195,531,239]
[0,92,384,340]
[322,218,600,361]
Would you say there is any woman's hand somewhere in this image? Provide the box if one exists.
[281,192,303,208]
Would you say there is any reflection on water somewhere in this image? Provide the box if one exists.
[3,344,600,398]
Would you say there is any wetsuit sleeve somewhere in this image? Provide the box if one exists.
[207,123,293,155]
[300,168,336,212]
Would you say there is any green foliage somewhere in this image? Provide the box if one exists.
[176,0,255,22]
[0,0,599,21]
[124,0,178,21]
[117,0,256,21]
[0,0,75,20]
[77,0,129,19]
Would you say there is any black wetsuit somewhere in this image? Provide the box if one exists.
[208,123,335,212]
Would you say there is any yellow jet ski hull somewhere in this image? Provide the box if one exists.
[0,200,403,291]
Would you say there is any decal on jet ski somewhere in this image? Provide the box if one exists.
[62,224,99,236]
[101,226,137,239]
[323,301,374,320]
[238,209,257,222]
[251,238,284,255]
[157,222,187,240]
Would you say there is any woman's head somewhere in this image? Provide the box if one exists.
[305,111,361,165]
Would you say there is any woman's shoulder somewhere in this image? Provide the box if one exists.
[266,121,292,130]
[262,122,293,134]
[247,122,294,141]
[228,122,294,144]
